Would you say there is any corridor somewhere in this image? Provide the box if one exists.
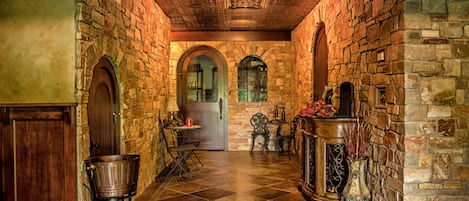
[136,151,304,201]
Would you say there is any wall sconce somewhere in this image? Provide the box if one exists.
[166,97,180,120]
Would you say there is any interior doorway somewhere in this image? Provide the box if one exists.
[313,23,329,101]
[88,57,120,156]
[177,46,228,150]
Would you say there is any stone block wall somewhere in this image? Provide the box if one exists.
[402,0,469,200]
[293,0,469,200]
[170,41,295,151]
[292,0,406,200]
[76,0,170,200]
[70,0,469,200]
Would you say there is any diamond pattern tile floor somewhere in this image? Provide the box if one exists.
[135,151,304,201]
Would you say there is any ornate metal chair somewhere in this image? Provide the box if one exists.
[250,113,270,152]
[277,115,301,158]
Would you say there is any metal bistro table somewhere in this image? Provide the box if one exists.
[166,124,202,144]
[166,124,203,168]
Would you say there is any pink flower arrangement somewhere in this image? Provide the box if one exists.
[299,99,336,117]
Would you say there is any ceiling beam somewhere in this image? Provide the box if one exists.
[170,31,291,41]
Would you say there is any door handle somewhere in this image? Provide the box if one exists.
[218,98,223,120]
[112,112,120,122]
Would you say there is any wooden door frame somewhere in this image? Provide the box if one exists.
[312,22,328,101]
[176,45,228,149]
[88,56,121,156]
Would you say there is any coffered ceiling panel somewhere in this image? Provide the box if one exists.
[154,0,321,32]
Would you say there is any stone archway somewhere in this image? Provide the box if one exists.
[176,45,229,150]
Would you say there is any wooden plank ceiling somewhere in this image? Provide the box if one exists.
[154,0,321,41]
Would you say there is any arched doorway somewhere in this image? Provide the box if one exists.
[177,46,228,150]
[88,57,120,156]
[313,23,329,101]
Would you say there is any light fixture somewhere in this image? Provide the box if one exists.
[166,97,180,120]
[225,0,267,9]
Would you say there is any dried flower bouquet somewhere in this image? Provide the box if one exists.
[343,118,371,159]
[299,99,336,117]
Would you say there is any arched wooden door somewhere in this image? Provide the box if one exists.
[314,24,329,101]
[88,57,120,156]
[177,46,228,150]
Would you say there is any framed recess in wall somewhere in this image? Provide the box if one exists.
[377,49,385,62]
[376,85,387,108]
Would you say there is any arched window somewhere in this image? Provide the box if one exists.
[238,56,267,102]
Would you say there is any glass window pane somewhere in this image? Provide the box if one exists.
[205,66,218,102]
[238,56,267,102]
[185,56,218,103]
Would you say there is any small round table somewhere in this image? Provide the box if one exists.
[165,125,202,145]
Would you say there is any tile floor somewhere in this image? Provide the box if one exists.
[135,151,305,201]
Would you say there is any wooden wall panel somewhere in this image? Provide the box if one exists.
[0,104,76,201]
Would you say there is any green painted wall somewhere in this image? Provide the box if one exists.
[0,0,75,103]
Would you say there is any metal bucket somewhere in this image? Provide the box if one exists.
[85,154,140,199]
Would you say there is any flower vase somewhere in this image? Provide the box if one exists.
[342,159,371,201]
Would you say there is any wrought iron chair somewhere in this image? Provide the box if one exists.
[250,113,270,152]
[158,118,197,178]
[175,127,203,170]
[277,115,301,158]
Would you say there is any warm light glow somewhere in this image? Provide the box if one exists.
[230,19,258,27]
[166,97,180,112]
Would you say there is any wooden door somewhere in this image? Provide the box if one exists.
[88,58,120,156]
[179,47,228,150]
[314,25,329,101]
[0,105,76,201]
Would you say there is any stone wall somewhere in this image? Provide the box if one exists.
[293,0,469,200]
[402,0,469,200]
[76,0,170,200]
[170,41,295,151]
[292,0,406,200]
